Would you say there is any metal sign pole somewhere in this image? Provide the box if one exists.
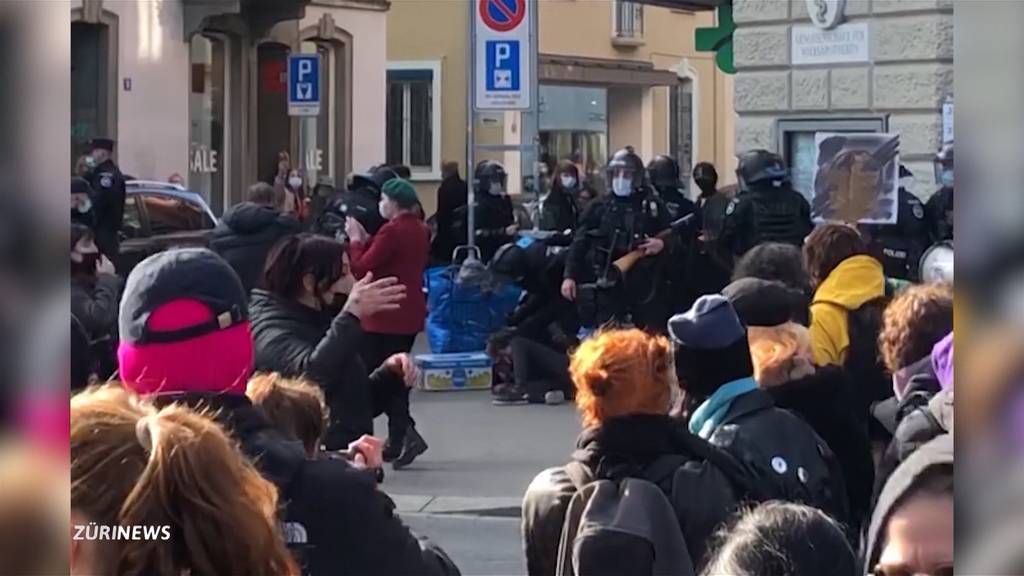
[529,0,540,210]
[466,0,476,250]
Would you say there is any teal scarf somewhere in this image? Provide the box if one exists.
[688,377,758,439]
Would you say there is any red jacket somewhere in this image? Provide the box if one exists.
[349,212,430,335]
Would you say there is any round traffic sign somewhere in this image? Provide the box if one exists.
[479,0,526,33]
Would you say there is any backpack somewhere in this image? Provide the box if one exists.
[845,295,891,417]
[556,441,768,576]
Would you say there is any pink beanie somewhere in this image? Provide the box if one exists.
[118,299,254,396]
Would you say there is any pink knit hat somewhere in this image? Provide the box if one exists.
[117,248,253,397]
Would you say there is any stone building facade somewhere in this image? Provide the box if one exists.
[731,0,953,200]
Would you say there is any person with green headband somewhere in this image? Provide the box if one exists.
[346,178,432,468]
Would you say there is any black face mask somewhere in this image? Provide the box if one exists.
[695,179,717,196]
[320,291,348,317]
[72,253,101,276]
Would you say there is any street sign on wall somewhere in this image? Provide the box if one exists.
[474,0,532,110]
[288,54,321,116]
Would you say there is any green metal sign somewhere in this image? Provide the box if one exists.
[695,3,735,74]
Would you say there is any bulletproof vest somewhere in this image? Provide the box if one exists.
[655,186,693,220]
[861,189,930,281]
[747,185,806,247]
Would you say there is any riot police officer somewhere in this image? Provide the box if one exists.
[927,142,954,243]
[472,160,516,262]
[647,154,697,313]
[859,165,931,282]
[82,138,126,261]
[720,149,813,256]
[561,147,672,331]
[315,164,396,240]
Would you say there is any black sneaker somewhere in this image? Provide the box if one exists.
[382,439,403,463]
[492,384,528,405]
[393,426,428,470]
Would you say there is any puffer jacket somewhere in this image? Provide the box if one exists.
[523,415,742,576]
[249,289,403,449]
[211,202,301,294]
[155,393,460,576]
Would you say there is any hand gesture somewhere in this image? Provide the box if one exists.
[346,435,383,470]
[345,216,369,243]
[342,272,406,320]
[96,255,116,276]
[560,278,577,301]
[382,353,420,388]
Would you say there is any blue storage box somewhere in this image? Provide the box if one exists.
[414,353,492,391]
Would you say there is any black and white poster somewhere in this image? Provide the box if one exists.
[811,132,900,225]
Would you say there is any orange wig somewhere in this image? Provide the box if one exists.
[571,329,674,428]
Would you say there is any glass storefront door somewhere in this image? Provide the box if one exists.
[538,85,609,194]
[188,34,227,214]
[257,43,291,184]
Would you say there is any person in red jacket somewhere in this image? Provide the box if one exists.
[346,177,431,466]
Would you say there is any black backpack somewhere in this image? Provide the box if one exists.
[845,295,891,419]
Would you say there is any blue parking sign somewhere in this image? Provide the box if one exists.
[485,41,520,91]
[288,54,320,116]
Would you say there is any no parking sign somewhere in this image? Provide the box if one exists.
[474,0,532,110]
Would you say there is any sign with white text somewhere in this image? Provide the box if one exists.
[474,0,532,110]
[792,23,869,65]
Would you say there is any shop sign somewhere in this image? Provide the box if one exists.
[190,145,218,174]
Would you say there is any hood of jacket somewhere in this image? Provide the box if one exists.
[864,433,953,570]
[219,202,298,235]
[572,414,684,476]
[813,255,885,311]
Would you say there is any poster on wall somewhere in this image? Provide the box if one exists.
[811,132,900,224]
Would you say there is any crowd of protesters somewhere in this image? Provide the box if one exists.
[69,135,954,576]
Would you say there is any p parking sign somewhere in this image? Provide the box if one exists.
[288,54,320,116]
[474,0,532,110]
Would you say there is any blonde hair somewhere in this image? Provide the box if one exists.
[747,322,815,387]
[71,384,298,576]
[247,372,327,456]
[571,329,674,428]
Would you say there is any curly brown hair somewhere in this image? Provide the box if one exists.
[803,223,867,287]
[879,283,954,373]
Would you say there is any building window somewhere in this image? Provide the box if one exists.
[669,78,694,188]
[538,84,609,194]
[188,33,228,215]
[257,43,292,185]
[614,0,644,39]
[386,62,442,179]
[71,21,113,172]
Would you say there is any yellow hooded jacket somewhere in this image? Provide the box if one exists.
[810,255,886,366]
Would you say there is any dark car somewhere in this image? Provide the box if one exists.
[116,180,218,274]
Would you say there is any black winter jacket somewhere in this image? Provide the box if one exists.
[523,415,743,576]
[704,388,850,526]
[767,366,875,531]
[157,393,459,576]
[211,202,301,294]
[249,289,402,449]
[70,273,121,340]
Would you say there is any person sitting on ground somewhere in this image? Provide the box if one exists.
[724,277,875,533]
[211,182,302,295]
[669,295,849,525]
[804,223,889,417]
[701,501,857,576]
[345,179,431,466]
[864,435,953,576]
[523,329,748,575]
[251,234,427,469]
[116,247,458,576]
[71,384,299,576]
[70,223,121,383]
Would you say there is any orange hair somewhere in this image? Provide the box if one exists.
[571,329,674,428]
[748,322,814,387]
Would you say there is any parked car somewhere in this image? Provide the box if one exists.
[116,180,218,274]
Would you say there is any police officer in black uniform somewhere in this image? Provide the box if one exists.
[720,149,813,257]
[561,147,672,331]
[83,138,127,261]
[927,142,954,243]
[688,162,734,298]
[859,165,931,282]
[471,160,516,262]
[647,154,697,313]
[315,165,397,239]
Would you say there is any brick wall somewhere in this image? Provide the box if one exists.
[732,0,953,198]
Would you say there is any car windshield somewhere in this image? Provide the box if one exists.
[140,193,214,235]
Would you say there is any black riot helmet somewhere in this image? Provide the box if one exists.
[646,155,680,189]
[736,149,789,192]
[606,146,645,196]
[371,165,400,189]
[475,160,508,195]
[489,242,529,283]
[934,142,954,189]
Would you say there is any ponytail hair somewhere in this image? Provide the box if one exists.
[71,384,298,576]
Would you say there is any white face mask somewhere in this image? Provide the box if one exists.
[560,174,577,189]
[378,199,393,220]
[76,197,92,213]
[288,176,303,189]
[612,176,633,197]
[489,181,504,196]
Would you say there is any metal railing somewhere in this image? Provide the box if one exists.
[614,0,644,39]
